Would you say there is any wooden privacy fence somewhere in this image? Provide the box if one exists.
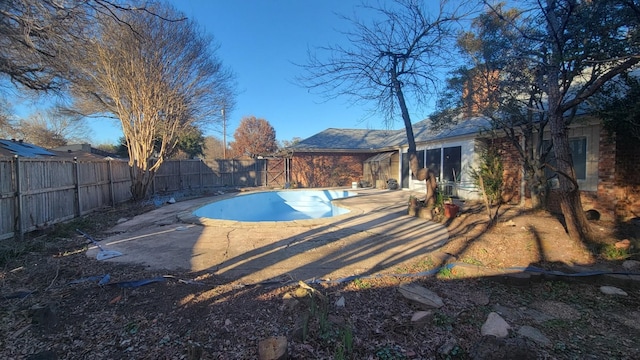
[0,157,131,241]
[0,157,289,241]
[153,158,269,193]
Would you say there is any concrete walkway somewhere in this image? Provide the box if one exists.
[87,189,449,284]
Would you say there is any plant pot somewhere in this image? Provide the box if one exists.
[444,203,459,218]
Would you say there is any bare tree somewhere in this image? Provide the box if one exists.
[7,110,92,147]
[203,136,226,160]
[0,0,161,92]
[0,99,13,138]
[229,116,278,158]
[299,0,473,207]
[67,4,235,199]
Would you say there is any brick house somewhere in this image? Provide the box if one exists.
[289,117,639,220]
[287,128,398,188]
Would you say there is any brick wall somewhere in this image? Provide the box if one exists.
[613,133,640,219]
[487,137,523,204]
[290,152,371,188]
[594,130,617,218]
[548,128,640,220]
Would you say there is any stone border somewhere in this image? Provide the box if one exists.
[177,189,365,228]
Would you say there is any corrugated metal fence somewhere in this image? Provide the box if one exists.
[0,157,286,240]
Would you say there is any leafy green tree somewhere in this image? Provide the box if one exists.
[438,0,640,241]
[594,73,640,141]
[432,4,552,209]
[169,127,205,159]
[470,147,503,221]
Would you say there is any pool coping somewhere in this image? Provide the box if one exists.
[177,188,366,228]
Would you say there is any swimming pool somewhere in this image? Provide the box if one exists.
[193,190,356,222]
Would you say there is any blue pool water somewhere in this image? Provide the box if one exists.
[193,190,356,222]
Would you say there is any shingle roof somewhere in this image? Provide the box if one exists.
[288,128,398,152]
[0,139,56,158]
[290,117,492,152]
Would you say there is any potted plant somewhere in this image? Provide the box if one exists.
[443,198,459,218]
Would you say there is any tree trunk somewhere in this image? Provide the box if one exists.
[391,66,437,206]
[546,81,592,241]
[129,159,156,200]
[524,165,547,210]
[548,117,593,241]
[544,0,593,242]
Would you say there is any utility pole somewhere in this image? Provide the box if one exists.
[221,108,226,159]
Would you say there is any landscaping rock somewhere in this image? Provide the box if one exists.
[600,285,628,296]
[622,260,640,271]
[410,310,433,328]
[335,296,345,307]
[258,336,288,360]
[530,300,581,320]
[518,325,551,347]
[469,291,490,306]
[611,311,640,331]
[470,336,537,360]
[398,283,444,309]
[492,304,521,321]
[481,312,510,338]
[522,308,555,324]
[437,336,459,357]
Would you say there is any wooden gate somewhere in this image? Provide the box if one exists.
[265,157,290,187]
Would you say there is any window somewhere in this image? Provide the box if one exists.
[544,137,587,182]
[443,146,462,182]
[570,138,587,180]
[405,146,461,185]
[426,149,441,180]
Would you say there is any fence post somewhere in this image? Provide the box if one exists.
[107,159,115,206]
[179,159,183,190]
[14,155,24,241]
[74,157,81,217]
[199,159,203,191]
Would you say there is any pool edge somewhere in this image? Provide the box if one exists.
[177,188,365,228]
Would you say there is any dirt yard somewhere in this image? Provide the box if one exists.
[1,197,639,359]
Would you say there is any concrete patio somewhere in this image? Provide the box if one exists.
[87,188,449,284]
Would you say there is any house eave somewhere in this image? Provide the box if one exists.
[287,147,397,154]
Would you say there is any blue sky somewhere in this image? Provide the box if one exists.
[12,1,441,145]
[171,0,411,145]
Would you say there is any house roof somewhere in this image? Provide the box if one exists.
[288,128,398,152]
[290,116,492,152]
[0,139,56,158]
[0,139,124,160]
[407,116,493,145]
